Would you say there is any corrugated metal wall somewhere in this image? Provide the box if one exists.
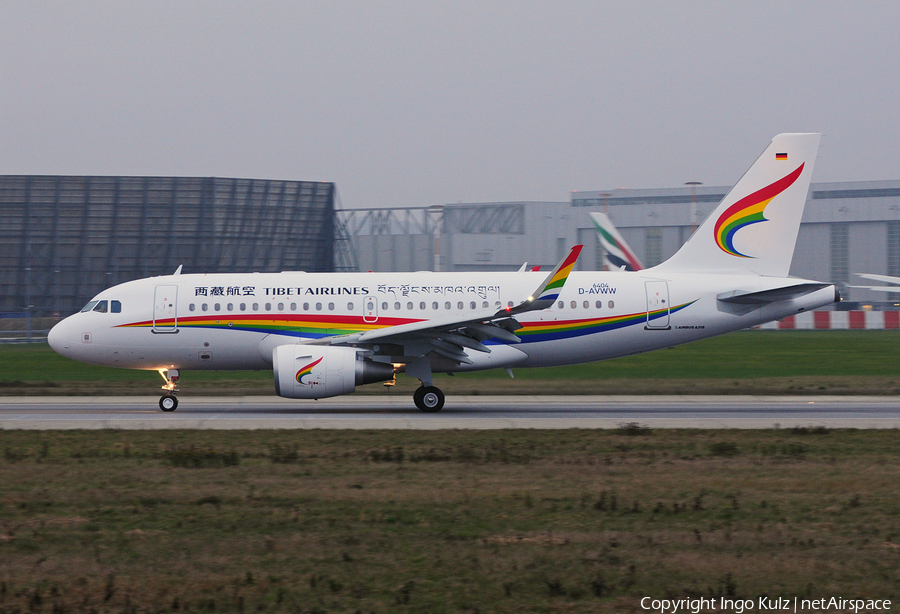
[0,176,335,317]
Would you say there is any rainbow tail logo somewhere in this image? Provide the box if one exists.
[714,163,804,258]
[657,133,820,278]
[295,357,323,384]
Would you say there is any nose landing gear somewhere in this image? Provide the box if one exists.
[158,368,180,412]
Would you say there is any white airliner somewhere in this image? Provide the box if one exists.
[48,133,838,412]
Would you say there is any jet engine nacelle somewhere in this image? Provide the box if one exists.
[273,345,395,399]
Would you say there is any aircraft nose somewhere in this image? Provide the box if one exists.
[48,318,73,355]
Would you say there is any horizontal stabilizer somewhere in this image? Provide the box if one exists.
[848,285,900,293]
[717,283,832,305]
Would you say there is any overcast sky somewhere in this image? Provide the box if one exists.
[2,1,899,209]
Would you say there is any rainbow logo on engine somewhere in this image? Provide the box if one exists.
[295,357,323,384]
[714,163,804,258]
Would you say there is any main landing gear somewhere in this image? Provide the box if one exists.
[413,386,445,412]
[158,368,180,412]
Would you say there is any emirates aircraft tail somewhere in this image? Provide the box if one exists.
[656,133,820,277]
[589,212,644,271]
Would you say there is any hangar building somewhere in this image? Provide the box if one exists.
[0,175,338,318]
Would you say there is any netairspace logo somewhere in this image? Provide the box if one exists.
[640,596,892,614]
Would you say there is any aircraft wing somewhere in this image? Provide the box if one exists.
[312,245,582,364]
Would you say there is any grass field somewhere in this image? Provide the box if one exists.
[1,330,899,396]
[1,429,899,613]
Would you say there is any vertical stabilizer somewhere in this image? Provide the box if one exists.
[656,133,820,277]
[590,212,644,271]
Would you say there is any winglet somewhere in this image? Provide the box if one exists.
[506,245,582,316]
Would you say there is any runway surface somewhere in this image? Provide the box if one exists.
[1,395,900,429]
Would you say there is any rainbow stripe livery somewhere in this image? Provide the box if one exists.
[713,163,804,258]
[118,313,412,340]
[117,301,696,346]
[516,301,695,343]
[295,357,323,383]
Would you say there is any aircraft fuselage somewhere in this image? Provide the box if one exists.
[49,268,836,374]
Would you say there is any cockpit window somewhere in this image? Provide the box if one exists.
[92,300,109,313]
[80,300,99,313]
[111,300,122,313]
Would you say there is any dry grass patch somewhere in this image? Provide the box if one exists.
[0,429,899,612]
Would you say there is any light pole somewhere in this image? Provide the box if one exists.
[685,182,703,237]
